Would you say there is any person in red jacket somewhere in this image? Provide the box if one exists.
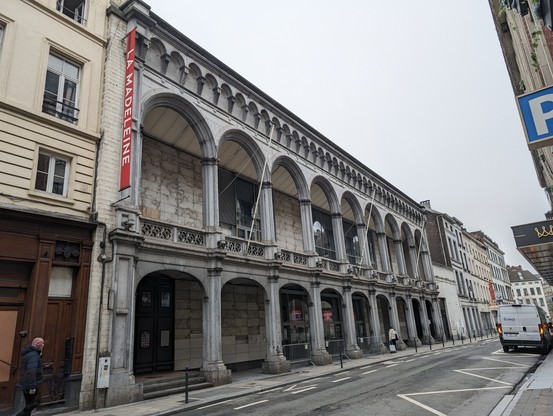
[15,337,44,416]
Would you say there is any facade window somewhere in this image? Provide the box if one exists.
[42,53,80,123]
[56,0,86,24]
[343,218,360,265]
[218,168,260,240]
[312,208,335,260]
[34,151,70,196]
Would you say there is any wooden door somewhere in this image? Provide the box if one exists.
[0,304,25,410]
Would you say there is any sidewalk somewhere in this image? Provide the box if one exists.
[34,337,551,416]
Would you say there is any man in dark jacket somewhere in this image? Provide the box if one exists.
[15,337,44,416]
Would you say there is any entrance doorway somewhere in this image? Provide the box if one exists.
[134,275,174,374]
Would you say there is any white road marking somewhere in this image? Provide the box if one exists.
[405,386,511,396]
[197,399,233,409]
[397,394,447,416]
[362,369,378,375]
[332,377,351,383]
[290,386,317,395]
[482,356,533,366]
[453,369,513,385]
[284,383,318,393]
[233,400,269,410]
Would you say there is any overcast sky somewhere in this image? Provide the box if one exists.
[151,1,549,271]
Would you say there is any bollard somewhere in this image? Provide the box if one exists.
[185,366,189,404]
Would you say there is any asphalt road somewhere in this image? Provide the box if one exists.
[178,339,544,416]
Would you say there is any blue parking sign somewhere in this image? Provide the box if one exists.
[517,85,553,149]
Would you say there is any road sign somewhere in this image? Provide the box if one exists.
[517,85,553,150]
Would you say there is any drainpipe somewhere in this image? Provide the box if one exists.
[92,222,113,411]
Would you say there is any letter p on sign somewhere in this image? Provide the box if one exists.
[517,86,553,150]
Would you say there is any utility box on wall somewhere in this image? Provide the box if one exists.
[97,357,111,389]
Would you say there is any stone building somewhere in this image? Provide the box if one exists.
[508,266,552,317]
[79,0,443,409]
[471,231,514,321]
[464,230,495,331]
[0,0,109,413]
[489,1,553,283]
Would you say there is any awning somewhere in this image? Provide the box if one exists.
[512,220,553,284]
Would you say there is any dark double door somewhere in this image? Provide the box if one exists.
[134,275,174,374]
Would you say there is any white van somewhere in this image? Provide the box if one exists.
[497,304,552,353]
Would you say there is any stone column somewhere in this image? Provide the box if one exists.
[202,157,220,248]
[406,295,422,347]
[299,199,316,254]
[368,288,386,353]
[419,298,433,344]
[394,240,407,275]
[260,181,276,243]
[262,275,291,374]
[342,285,363,358]
[409,245,419,279]
[356,223,370,267]
[377,232,391,273]
[331,213,347,263]
[420,250,433,281]
[201,268,231,385]
[309,280,332,365]
[431,297,444,340]
[388,293,405,350]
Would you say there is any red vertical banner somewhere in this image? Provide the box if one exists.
[119,28,136,191]
[488,282,496,306]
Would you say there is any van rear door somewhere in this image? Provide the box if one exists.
[501,305,542,344]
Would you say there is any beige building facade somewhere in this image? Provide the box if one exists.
[0,0,109,413]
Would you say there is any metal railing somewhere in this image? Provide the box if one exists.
[282,342,311,362]
[42,96,79,123]
[325,339,345,357]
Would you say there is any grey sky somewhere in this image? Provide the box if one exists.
[152,1,549,271]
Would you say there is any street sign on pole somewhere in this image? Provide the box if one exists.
[517,85,553,150]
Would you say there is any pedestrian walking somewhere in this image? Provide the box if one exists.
[15,337,44,416]
[388,328,398,353]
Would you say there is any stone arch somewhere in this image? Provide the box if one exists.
[140,91,216,159]
[272,155,310,201]
[311,176,340,214]
[221,277,269,371]
[145,38,166,73]
[166,51,185,84]
[204,73,218,104]
[219,129,266,182]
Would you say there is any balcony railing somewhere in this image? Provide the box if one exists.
[141,219,205,247]
[42,97,79,123]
